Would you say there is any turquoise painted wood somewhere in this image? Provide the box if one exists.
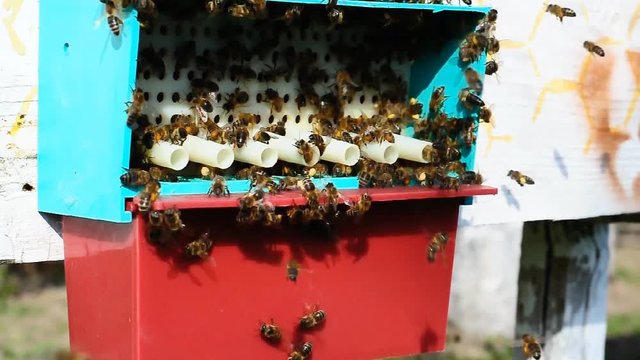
[38,0,489,223]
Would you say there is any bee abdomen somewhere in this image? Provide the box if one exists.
[107,15,122,36]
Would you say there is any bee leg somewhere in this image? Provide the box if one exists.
[225,186,230,197]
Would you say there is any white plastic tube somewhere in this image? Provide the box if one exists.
[358,141,399,164]
[392,134,433,163]
[147,141,189,171]
[234,140,278,168]
[182,135,234,169]
[268,134,320,166]
[299,131,360,166]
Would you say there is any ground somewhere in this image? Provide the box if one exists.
[0,225,639,360]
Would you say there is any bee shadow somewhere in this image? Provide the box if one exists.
[500,185,521,211]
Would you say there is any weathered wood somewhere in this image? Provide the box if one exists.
[515,220,609,360]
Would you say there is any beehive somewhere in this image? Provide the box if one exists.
[38,0,490,222]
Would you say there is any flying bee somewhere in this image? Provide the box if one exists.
[308,133,327,155]
[522,334,543,360]
[253,130,272,144]
[147,210,165,245]
[126,88,145,128]
[346,193,372,218]
[332,164,352,177]
[584,41,605,57]
[299,308,326,330]
[208,175,230,197]
[163,206,184,232]
[326,0,344,27]
[263,88,284,113]
[294,139,316,164]
[429,86,446,113]
[546,4,576,22]
[287,259,300,282]
[427,232,448,262]
[288,342,313,360]
[260,319,282,343]
[459,88,485,110]
[283,4,303,24]
[464,68,483,93]
[205,0,225,15]
[460,171,483,185]
[120,168,150,186]
[507,170,535,186]
[223,88,249,113]
[185,231,213,259]
[485,60,499,76]
[104,0,124,36]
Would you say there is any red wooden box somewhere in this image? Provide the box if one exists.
[62,186,496,360]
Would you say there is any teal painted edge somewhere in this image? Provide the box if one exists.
[267,0,490,13]
[38,1,139,223]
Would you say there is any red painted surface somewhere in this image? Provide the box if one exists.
[64,188,496,359]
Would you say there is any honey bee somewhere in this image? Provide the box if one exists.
[169,127,188,145]
[429,86,446,114]
[208,175,230,197]
[223,88,249,113]
[507,170,535,186]
[253,130,272,144]
[206,0,226,15]
[485,60,499,76]
[346,193,372,218]
[205,119,225,143]
[120,168,150,186]
[149,166,178,182]
[460,171,483,185]
[163,206,184,232]
[394,166,414,186]
[427,232,448,262]
[147,210,165,245]
[287,259,300,282]
[584,41,605,57]
[104,0,124,36]
[228,3,251,17]
[138,191,152,213]
[546,4,576,22]
[260,319,282,343]
[225,124,249,149]
[326,0,344,27]
[287,206,305,224]
[278,177,300,191]
[487,37,500,55]
[462,123,478,148]
[415,165,438,186]
[478,106,496,128]
[262,120,286,136]
[283,4,303,24]
[299,308,326,330]
[144,179,161,202]
[185,231,213,259]
[459,88,485,110]
[248,0,267,18]
[522,334,543,360]
[441,175,461,191]
[335,69,361,105]
[308,133,327,155]
[332,164,352,177]
[288,342,313,360]
[459,33,487,63]
[263,88,284,113]
[464,68,483,93]
[229,64,257,82]
[322,182,342,213]
[294,139,316,164]
[306,163,329,177]
[126,89,145,128]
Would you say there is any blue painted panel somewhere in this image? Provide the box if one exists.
[38,1,140,222]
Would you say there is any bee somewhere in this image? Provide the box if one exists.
[429,86,446,114]
[459,33,487,63]
[459,88,485,110]
[441,175,461,190]
[464,68,483,93]
[326,0,344,27]
[169,127,188,145]
[427,232,448,262]
[163,207,184,232]
[462,123,478,148]
[228,3,251,17]
[584,41,605,57]
[262,120,286,136]
[485,60,499,76]
[248,0,267,18]
[299,308,326,330]
[346,193,372,218]
[478,106,496,127]
[381,128,395,143]
[507,170,535,186]
[126,89,145,128]
[263,88,284,113]
[415,165,438,186]
[322,182,341,213]
[332,164,352,177]
[294,139,316,164]
[149,166,178,182]
[223,88,249,113]
[335,69,361,105]
[278,177,300,191]
[487,37,500,55]
[287,259,300,282]
[147,210,165,245]
[237,112,259,127]
[546,4,576,22]
[144,180,161,203]
[260,319,282,343]
[225,124,249,149]
[306,163,329,177]
[208,175,230,197]
[104,0,124,36]
[185,232,213,259]
[229,64,257,82]
[138,191,152,213]
[308,133,327,155]
[287,206,305,224]
[120,168,150,186]
[206,0,226,15]
[460,171,483,185]
[283,4,303,24]
[522,334,543,360]
[253,130,272,144]
[288,342,313,360]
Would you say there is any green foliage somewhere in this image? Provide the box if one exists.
[608,312,640,337]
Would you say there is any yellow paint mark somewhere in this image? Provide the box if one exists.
[8,86,37,136]
[2,0,26,56]
[532,80,580,122]
[579,3,589,22]
[500,40,526,49]
[629,3,640,39]
[528,7,547,42]
[527,47,541,77]
[624,51,640,128]
[623,91,640,129]
[481,123,512,157]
